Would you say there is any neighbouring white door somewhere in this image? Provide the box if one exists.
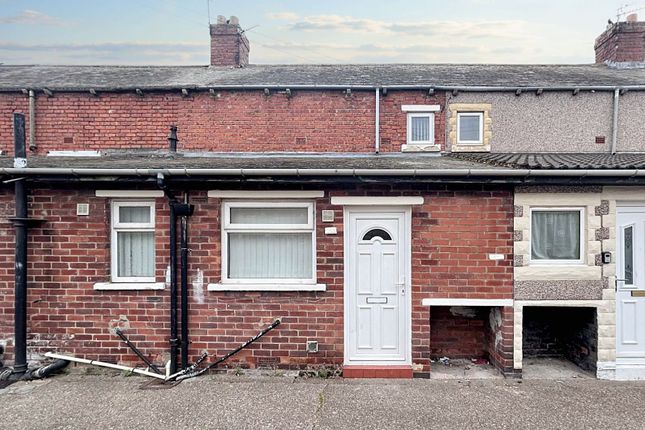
[616,206,645,374]
[345,208,410,364]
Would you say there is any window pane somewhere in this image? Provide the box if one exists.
[230,207,308,224]
[410,116,430,142]
[459,115,481,142]
[624,226,634,284]
[228,233,312,279]
[531,211,580,260]
[119,206,151,223]
[117,231,155,277]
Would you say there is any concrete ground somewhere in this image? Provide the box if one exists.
[2,370,645,430]
[522,357,594,379]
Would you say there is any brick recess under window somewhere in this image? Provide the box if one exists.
[0,184,514,373]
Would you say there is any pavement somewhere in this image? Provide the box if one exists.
[1,370,645,430]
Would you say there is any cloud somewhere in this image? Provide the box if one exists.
[0,41,208,65]
[266,12,299,21]
[0,9,68,26]
[281,14,528,40]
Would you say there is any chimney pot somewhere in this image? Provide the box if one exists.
[627,13,638,23]
[217,15,226,24]
[230,16,239,25]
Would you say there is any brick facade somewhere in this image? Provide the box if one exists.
[0,184,513,373]
[0,90,446,156]
[595,20,645,64]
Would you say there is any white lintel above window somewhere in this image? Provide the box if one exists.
[401,105,441,112]
[95,190,163,198]
[330,196,424,206]
[208,190,324,199]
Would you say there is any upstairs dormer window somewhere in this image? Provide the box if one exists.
[407,113,434,144]
[457,112,484,145]
[401,105,440,151]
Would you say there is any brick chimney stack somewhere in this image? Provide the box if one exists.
[209,15,250,67]
[595,13,645,65]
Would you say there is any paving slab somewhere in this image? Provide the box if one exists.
[1,373,645,429]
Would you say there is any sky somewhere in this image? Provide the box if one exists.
[0,0,643,65]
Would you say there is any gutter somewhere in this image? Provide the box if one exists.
[5,85,645,94]
[1,167,644,177]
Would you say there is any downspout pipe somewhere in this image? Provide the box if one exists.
[28,90,36,152]
[12,113,28,375]
[375,88,380,154]
[179,192,194,368]
[611,88,620,154]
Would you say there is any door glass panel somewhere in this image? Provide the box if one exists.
[624,225,634,285]
[362,228,392,241]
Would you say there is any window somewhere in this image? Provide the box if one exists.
[222,201,316,285]
[406,113,435,144]
[457,112,484,144]
[111,201,156,283]
[530,208,584,264]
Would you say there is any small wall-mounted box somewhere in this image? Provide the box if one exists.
[321,210,335,222]
[306,340,319,353]
[324,227,337,235]
[602,251,612,264]
[76,203,90,216]
[488,253,504,260]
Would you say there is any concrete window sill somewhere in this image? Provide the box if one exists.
[93,282,165,291]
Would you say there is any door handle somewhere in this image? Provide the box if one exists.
[396,283,405,295]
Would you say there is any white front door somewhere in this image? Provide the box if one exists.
[344,208,410,364]
[616,207,645,373]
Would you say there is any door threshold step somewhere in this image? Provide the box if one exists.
[343,365,413,379]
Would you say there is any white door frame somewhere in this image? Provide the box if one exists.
[616,204,645,379]
[343,205,412,366]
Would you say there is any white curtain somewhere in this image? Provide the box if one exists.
[228,233,312,279]
[459,115,480,141]
[531,211,580,260]
[231,207,308,224]
[411,117,430,142]
[117,231,155,277]
[119,206,150,223]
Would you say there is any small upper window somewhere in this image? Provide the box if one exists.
[407,113,435,145]
[530,209,583,264]
[457,112,484,144]
[111,201,156,283]
[362,228,392,241]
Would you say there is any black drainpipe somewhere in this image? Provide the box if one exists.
[12,113,28,375]
[158,126,194,373]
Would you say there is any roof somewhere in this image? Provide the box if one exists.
[452,153,645,169]
[1,64,645,91]
[0,152,494,170]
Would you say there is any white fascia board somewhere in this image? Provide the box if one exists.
[95,190,164,198]
[401,104,441,112]
[421,298,514,307]
[331,196,424,206]
[208,190,324,199]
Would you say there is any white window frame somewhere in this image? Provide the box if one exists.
[221,200,317,286]
[529,207,585,266]
[111,201,156,283]
[456,112,484,145]
[406,112,435,145]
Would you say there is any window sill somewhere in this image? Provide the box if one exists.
[400,144,441,153]
[207,283,327,292]
[93,282,165,291]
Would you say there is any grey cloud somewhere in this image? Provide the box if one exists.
[0,9,68,26]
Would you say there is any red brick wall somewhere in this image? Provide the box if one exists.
[0,183,512,372]
[429,306,488,359]
[0,90,446,155]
